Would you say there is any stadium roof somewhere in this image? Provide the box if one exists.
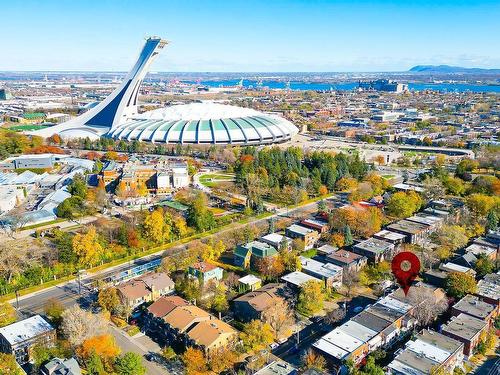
[106,103,298,145]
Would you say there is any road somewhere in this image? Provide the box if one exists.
[12,197,324,315]
[272,295,377,366]
[110,326,168,375]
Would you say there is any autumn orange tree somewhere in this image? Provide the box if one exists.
[77,334,120,366]
[182,347,208,375]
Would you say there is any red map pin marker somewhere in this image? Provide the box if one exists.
[391,251,420,296]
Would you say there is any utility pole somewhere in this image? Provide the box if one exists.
[15,290,19,310]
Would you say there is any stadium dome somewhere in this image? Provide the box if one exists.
[106,103,299,145]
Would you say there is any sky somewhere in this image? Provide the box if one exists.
[1,0,499,72]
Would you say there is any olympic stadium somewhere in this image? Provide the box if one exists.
[33,37,298,145]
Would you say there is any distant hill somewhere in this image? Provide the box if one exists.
[409,65,500,74]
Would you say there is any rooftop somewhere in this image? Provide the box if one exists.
[254,360,297,375]
[441,313,487,340]
[238,274,262,285]
[281,271,320,287]
[387,219,429,235]
[147,296,189,318]
[117,272,174,300]
[326,249,366,265]
[353,237,394,255]
[286,224,315,236]
[299,256,342,278]
[186,318,237,348]
[0,315,54,346]
[452,294,496,319]
[476,273,500,301]
[373,229,406,242]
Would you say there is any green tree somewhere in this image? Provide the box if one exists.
[343,225,353,246]
[475,254,495,278]
[385,191,422,218]
[446,272,477,299]
[85,350,105,375]
[486,210,499,232]
[297,280,325,316]
[114,352,146,375]
[187,191,215,232]
[67,173,88,199]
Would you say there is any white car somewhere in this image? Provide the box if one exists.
[270,343,279,350]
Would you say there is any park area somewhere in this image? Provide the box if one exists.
[198,173,235,188]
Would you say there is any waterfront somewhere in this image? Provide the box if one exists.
[185,79,500,93]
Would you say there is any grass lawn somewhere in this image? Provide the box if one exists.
[301,248,317,258]
[199,173,235,187]
[9,124,51,131]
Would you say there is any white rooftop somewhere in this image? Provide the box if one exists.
[281,271,320,287]
[260,232,289,244]
[373,229,406,241]
[238,274,261,285]
[406,338,452,363]
[375,296,413,314]
[0,315,53,346]
[339,320,378,342]
[440,262,474,274]
[299,256,342,278]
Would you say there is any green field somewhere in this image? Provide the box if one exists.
[199,173,235,187]
[9,124,51,131]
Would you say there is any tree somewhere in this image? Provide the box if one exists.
[302,349,327,371]
[114,352,146,375]
[136,182,149,197]
[407,285,448,326]
[318,185,328,196]
[67,173,88,199]
[208,348,238,374]
[343,225,353,246]
[297,280,325,316]
[254,256,285,280]
[430,225,469,259]
[208,283,229,316]
[335,177,358,191]
[475,254,495,278]
[187,191,215,232]
[85,351,105,375]
[172,216,188,239]
[486,210,499,232]
[343,269,359,297]
[446,272,477,299]
[262,297,295,340]
[98,287,120,314]
[44,299,64,325]
[72,226,104,267]
[385,191,422,218]
[0,242,29,283]
[240,320,274,352]
[325,308,346,326]
[182,347,208,375]
[0,302,16,328]
[143,208,169,244]
[61,305,108,347]
[0,353,22,375]
[77,334,120,365]
[115,180,128,199]
[466,194,499,217]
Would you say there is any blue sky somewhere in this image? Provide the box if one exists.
[1,0,499,72]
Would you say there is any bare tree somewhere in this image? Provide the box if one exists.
[407,286,448,326]
[342,269,359,297]
[61,305,108,347]
[0,242,30,283]
[324,308,346,326]
[261,297,295,340]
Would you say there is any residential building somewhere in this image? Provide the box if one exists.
[441,313,488,357]
[299,256,343,288]
[406,213,443,231]
[317,244,338,256]
[386,220,432,245]
[451,294,498,325]
[352,237,395,263]
[41,357,81,375]
[388,330,464,375]
[234,240,278,269]
[147,296,190,319]
[285,224,320,250]
[238,274,262,293]
[260,232,292,250]
[325,250,367,274]
[0,315,56,365]
[373,230,406,247]
[185,319,237,355]
[232,283,284,322]
[464,243,497,261]
[439,262,476,277]
[188,262,223,283]
[116,272,174,308]
[254,360,298,375]
[281,271,321,289]
[475,273,500,309]
[299,218,329,234]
